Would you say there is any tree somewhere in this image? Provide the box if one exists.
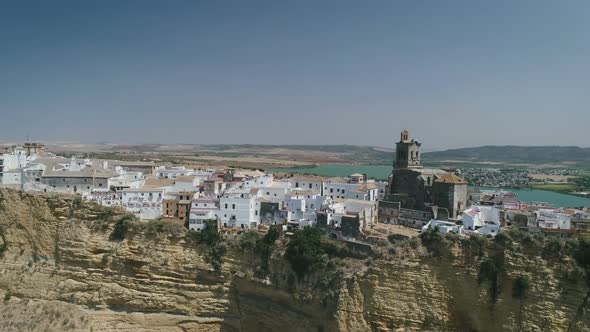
[419,227,452,257]
[285,227,328,279]
[109,216,133,241]
[512,275,530,332]
[186,220,225,272]
[255,225,282,276]
[478,253,505,305]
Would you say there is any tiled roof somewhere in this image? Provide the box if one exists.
[434,173,467,184]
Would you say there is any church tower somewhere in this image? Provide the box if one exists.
[395,130,422,169]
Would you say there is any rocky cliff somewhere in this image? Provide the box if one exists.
[0,188,589,331]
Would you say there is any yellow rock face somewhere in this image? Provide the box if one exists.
[0,188,589,332]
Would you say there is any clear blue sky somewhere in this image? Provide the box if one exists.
[1,0,589,150]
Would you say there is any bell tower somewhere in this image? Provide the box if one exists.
[395,130,422,169]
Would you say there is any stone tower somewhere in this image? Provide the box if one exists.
[395,130,422,169]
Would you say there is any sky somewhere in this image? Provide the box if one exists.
[1,0,589,150]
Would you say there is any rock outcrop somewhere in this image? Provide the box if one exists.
[0,189,589,331]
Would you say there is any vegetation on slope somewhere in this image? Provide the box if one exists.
[424,145,590,164]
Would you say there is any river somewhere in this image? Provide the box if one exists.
[267,164,590,208]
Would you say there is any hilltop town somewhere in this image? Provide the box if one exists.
[1,132,589,242]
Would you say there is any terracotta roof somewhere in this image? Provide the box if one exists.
[43,168,115,178]
[175,175,195,182]
[144,177,175,188]
[289,175,325,182]
[434,173,467,184]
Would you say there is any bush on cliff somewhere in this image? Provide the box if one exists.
[419,227,455,257]
[186,220,225,272]
[255,225,282,276]
[108,215,133,241]
[145,220,164,238]
[187,220,220,246]
[0,226,7,255]
[285,227,328,279]
[239,230,261,252]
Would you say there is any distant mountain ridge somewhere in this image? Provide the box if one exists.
[423,146,590,164]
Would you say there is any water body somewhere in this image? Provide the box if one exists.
[268,164,392,180]
[267,164,590,208]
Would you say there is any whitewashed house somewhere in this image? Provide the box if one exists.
[219,187,261,229]
[536,209,571,230]
[289,175,324,194]
[189,197,220,231]
[121,187,165,219]
[461,205,501,235]
[156,166,195,180]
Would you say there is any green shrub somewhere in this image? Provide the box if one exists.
[186,220,225,272]
[419,227,452,257]
[210,242,227,272]
[162,222,187,237]
[187,220,220,246]
[0,227,7,255]
[109,216,133,241]
[72,196,83,209]
[96,209,116,222]
[4,291,11,303]
[255,225,282,276]
[285,227,328,279]
[478,253,505,304]
[145,220,164,238]
[239,230,261,252]
[512,275,530,300]
[542,237,565,260]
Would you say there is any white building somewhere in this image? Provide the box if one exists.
[323,177,379,201]
[536,209,571,230]
[461,205,501,235]
[108,171,145,191]
[1,148,29,171]
[1,171,21,186]
[260,181,292,203]
[243,173,274,189]
[188,197,220,231]
[156,166,195,180]
[422,219,463,235]
[120,187,165,219]
[283,190,327,223]
[219,187,261,229]
[289,175,324,194]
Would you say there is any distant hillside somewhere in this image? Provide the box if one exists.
[423,146,590,164]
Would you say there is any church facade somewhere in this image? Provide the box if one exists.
[381,131,467,225]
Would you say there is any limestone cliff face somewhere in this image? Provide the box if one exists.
[0,189,589,332]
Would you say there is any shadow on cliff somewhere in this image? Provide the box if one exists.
[219,275,337,332]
